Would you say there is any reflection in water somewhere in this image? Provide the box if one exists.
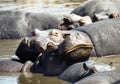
[0,73,20,84]
[0,0,81,17]
[0,76,18,84]
[18,72,69,84]
[0,39,21,58]
[0,72,69,84]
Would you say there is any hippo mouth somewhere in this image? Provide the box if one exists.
[65,44,93,54]
[61,44,93,62]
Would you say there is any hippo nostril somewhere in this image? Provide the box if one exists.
[31,31,35,36]
[78,21,85,26]
[50,30,58,37]
[47,42,55,48]
[39,47,45,54]
[54,32,58,37]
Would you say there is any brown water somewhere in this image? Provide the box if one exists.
[0,0,120,84]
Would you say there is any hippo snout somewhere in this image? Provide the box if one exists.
[60,44,93,62]
[58,31,93,62]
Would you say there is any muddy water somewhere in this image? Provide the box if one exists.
[0,0,120,84]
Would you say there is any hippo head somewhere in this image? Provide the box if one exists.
[29,29,93,75]
[16,28,65,63]
[59,14,92,30]
[58,30,93,63]
[15,36,47,63]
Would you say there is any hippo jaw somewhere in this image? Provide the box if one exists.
[59,43,93,63]
[65,44,93,54]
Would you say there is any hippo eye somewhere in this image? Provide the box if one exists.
[77,33,79,36]
[62,33,71,39]
[76,36,78,39]
[55,32,58,35]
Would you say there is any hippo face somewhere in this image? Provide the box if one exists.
[58,30,93,62]
[59,14,92,30]
[15,36,47,62]
[32,28,64,44]
[16,29,65,63]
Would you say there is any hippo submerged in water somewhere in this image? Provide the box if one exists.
[72,0,120,21]
[13,17,120,74]
[0,11,60,39]
[0,17,120,84]
[74,70,120,84]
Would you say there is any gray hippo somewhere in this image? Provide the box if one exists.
[58,60,115,83]
[0,11,60,39]
[0,58,33,72]
[58,17,120,57]
[15,29,65,63]
[14,17,120,76]
[71,0,120,21]
[59,14,92,30]
[74,70,120,84]
[15,36,47,63]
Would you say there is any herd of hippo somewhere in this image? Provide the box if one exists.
[0,0,120,84]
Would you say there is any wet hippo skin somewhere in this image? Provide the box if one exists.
[0,11,60,39]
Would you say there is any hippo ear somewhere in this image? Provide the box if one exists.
[83,63,89,71]
[62,33,71,39]
[31,28,41,36]
[91,66,98,73]
[93,13,109,21]
[63,18,72,24]
[21,61,33,72]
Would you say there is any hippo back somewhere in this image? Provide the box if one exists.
[76,18,120,57]
[0,59,23,72]
[71,0,120,18]
[74,70,120,84]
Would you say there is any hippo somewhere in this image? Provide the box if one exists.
[12,17,120,76]
[58,17,120,57]
[15,36,47,63]
[71,0,120,21]
[58,60,115,83]
[0,11,60,39]
[15,29,66,63]
[59,14,92,30]
[74,70,120,84]
[0,58,33,72]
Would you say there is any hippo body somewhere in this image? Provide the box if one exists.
[59,60,115,83]
[72,0,120,21]
[76,17,120,57]
[14,18,120,76]
[74,70,120,84]
[0,59,23,72]
[0,58,34,72]
[0,11,60,39]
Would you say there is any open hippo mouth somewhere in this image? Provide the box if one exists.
[61,44,93,62]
